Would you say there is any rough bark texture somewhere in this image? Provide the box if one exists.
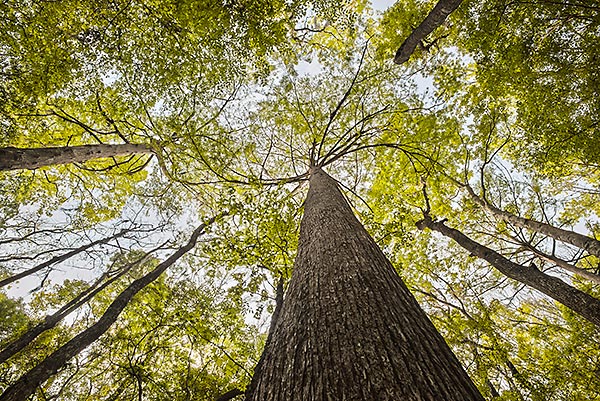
[419,216,600,327]
[393,0,463,64]
[0,219,214,401]
[0,143,152,171]
[246,168,484,401]
[0,229,128,289]
[466,185,600,257]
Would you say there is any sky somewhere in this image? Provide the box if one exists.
[371,0,396,11]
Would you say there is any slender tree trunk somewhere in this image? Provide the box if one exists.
[465,184,600,257]
[394,0,463,64]
[0,249,156,364]
[519,240,600,285]
[418,216,600,327]
[246,168,484,401]
[0,218,216,401]
[0,143,152,171]
[0,229,129,289]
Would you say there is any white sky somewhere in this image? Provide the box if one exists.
[371,0,396,11]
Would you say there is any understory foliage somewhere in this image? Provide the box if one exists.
[0,0,599,400]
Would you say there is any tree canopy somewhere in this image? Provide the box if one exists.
[1,0,599,400]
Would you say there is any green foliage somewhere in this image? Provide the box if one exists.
[454,0,600,174]
[0,293,29,346]
[375,0,436,60]
[65,277,259,401]
[1,0,600,400]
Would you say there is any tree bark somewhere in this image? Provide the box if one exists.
[0,218,216,401]
[393,0,463,64]
[0,229,129,289]
[418,216,600,327]
[0,143,152,171]
[245,168,484,401]
[465,184,600,257]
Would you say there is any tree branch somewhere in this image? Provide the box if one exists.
[394,0,463,64]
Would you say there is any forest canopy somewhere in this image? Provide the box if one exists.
[0,0,599,400]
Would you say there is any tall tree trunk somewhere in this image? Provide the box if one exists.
[465,184,600,257]
[246,168,484,401]
[0,143,152,171]
[0,218,216,401]
[394,0,463,64]
[418,216,600,327]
